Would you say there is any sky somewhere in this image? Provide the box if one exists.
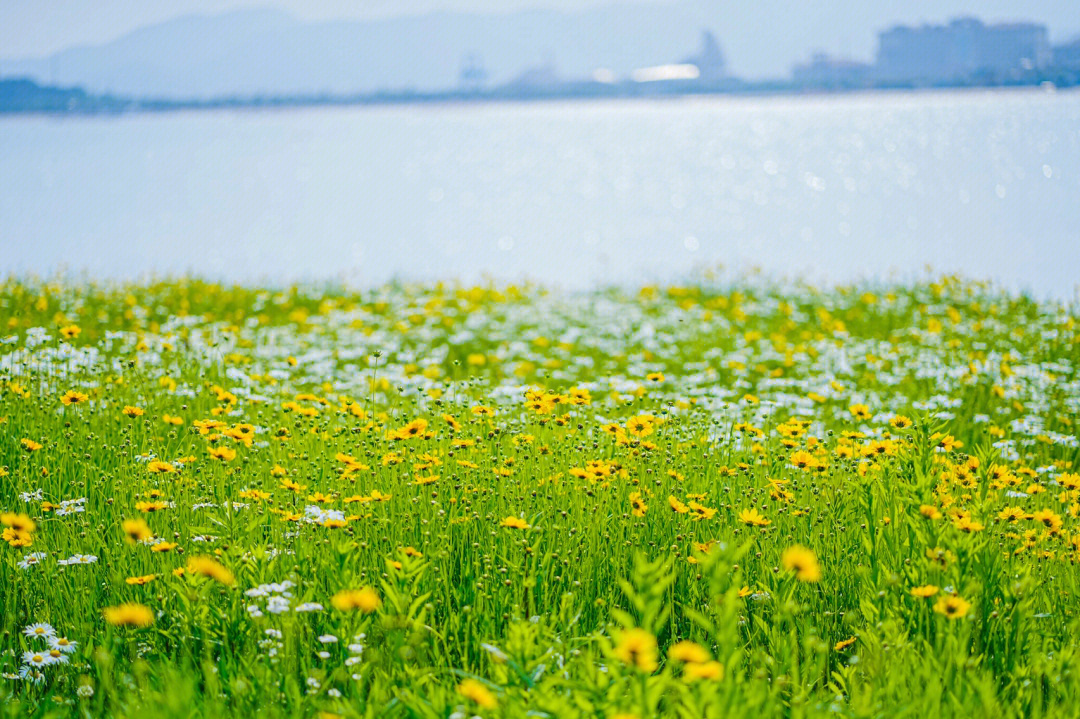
[4,0,1076,75]
[4,0,644,57]
[7,0,1079,59]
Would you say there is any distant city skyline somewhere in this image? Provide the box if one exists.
[4,0,1080,80]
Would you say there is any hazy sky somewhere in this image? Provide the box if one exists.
[5,0,642,57]
[4,0,1076,59]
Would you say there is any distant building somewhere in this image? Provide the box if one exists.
[1054,38,1080,70]
[459,53,488,90]
[503,62,561,91]
[682,30,727,82]
[792,53,872,88]
[875,17,1051,83]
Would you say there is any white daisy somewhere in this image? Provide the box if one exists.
[18,667,46,684]
[23,623,56,639]
[48,636,78,653]
[45,650,69,665]
[58,554,98,565]
[17,553,48,570]
[22,651,54,667]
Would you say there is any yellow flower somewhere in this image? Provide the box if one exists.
[456,679,498,709]
[151,541,178,552]
[1032,508,1063,530]
[911,584,939,598]
[126,574,157,585]
[185,556,235,585]
[953,515,985,533]
[834,636,857,651]
[997,506,1026,522]
[789,450,817,470]
[103,603,154,627]
[612,627,658,673]
[668,496,689,514]
[122,518,153,543]
[738,508,771,527]
[2,527,33,547]
[849,404,871,420]
[20,438,43,452]
[682,660,724,681]
[688,501,717,520]
[122,406,144,417]
[59,325,81,339]
[934,434,964,451]
[147,460,177,474]
[668,640,710,664]
[625,414,655,437]
[208,446,236,462]
[390,418,429,440]
[919,505,942,520]
[781,545,822,582]
[499,516,530,529]
[1059,472,1080,490]
[60,390,89,406]
[1,512,36,534]
[933,595,972,619]
[332,587,381,613]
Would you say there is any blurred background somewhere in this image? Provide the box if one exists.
[2,1,1078,298]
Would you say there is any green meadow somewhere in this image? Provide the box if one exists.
[2,276,1080,717]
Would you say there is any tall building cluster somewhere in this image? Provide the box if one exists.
[876,18,1051,82]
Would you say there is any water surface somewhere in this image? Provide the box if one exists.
[2,89,1078,298]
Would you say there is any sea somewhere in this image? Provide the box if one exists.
[2,88,1078,299]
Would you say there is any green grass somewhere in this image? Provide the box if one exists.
[2,275,1080,718]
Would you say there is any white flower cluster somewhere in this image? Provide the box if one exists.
[304,505,345,524]
[17,552,48,570]
[245,580,295,617]
[57,554,98,566]
[3,623,79,683]
[54,497,87,516]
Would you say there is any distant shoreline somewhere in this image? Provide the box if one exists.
[2,75,1078,117]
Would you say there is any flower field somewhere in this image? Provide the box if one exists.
[2,276,1080,717]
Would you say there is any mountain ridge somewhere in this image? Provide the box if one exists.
[3,1,1077,98]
